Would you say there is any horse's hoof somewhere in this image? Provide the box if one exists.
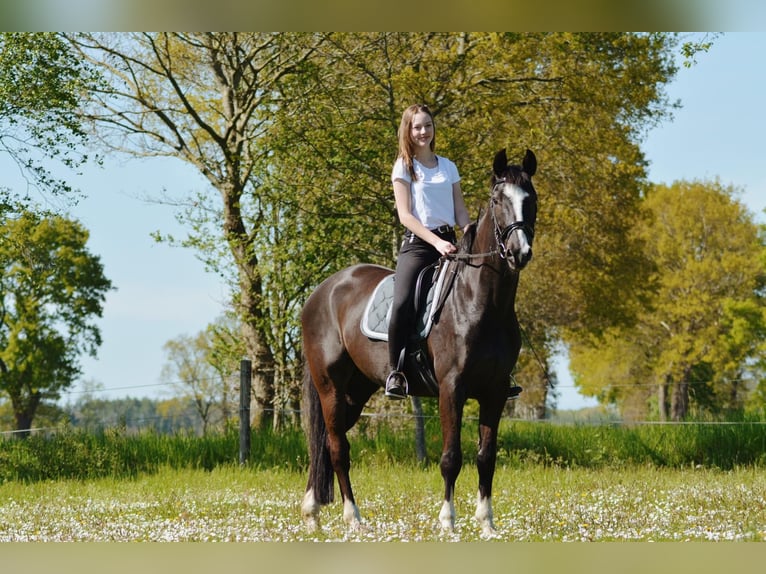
[301,490,321,532]
[343,499,363,530]
[475,493,497,538]
[303,516,320,533]
[349,519,371,533]
[439,500,456,532]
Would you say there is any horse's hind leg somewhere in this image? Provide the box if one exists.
[301,369,333,531]
[333,432,363,530]
[319,373,378,531]
[336,377,378,529]
[301,362,363,531]
[438,388,465,532]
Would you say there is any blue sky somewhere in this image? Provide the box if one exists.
[51,33,766,410]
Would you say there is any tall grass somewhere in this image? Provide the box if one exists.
[351,415,766,470]
[1,416,765,483]
[497,418,766,469]
[0,426,307,483]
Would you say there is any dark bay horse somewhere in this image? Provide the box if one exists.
[300,148,538,536]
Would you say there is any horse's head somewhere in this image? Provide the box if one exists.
[490,148,538,270]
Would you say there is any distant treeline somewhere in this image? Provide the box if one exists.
[0,396,217,436]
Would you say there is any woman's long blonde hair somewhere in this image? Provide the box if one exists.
[397,104,436,181]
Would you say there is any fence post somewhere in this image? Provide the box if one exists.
[239,358,252,465]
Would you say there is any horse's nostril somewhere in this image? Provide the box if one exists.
[514,248,533,269]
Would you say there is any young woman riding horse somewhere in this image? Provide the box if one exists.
[385,104,472,400]
[300,145,538,537]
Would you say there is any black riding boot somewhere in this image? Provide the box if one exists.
[385,348,408,400]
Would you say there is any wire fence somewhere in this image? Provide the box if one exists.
[1,364,763,438]
[3,404,766,439]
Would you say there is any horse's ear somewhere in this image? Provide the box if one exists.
[522,149,537,177]
[493,148,508,178]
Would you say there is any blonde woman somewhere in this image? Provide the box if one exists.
[385,104,471,399]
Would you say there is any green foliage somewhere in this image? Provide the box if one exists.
[66,32,327,425]
[159,315,254,433]
[0,398,69,432]
[569,180,766,420]
[68,396,202,434]
[680,33,719,68]
[500,418,766,470]
[162,329,228,434]
[0,209,113,431]
[0,33,99,203]
[269,32,683,415]
[65,32,688,419]
[356,413,766,470]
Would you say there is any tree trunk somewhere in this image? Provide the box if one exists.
[222,182,276,431]
[233,247,276,431]
[240,310,275,430]
[658,380,668,421]
[221,381,231,430]
[727,372,742,411]
[9,388,41,438]
[670,377,689,421]
[13,409,35,439]
[538,373,551,420]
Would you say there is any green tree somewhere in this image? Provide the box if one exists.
[161,314,246,434]
[0,397,69,434]
[161,333,222,435]
[270,32,680,416]
[66,33,685,421]
[0,210,112,435]
[154,397,201,434]
[205,313,247,429]
[66,32,320,429]
[570,181,766,420]
[0,32,97,207]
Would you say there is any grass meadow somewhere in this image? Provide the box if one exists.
[1,418,765,542]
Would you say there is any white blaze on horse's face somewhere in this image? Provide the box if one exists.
[502,182,533,263]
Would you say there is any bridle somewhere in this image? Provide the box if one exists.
[491,194,535,263]
[448,181,535,265]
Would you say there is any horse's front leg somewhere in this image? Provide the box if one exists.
[438,387,464,532]
[475,399,504,538]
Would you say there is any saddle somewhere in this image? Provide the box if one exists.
[360,259,456,395]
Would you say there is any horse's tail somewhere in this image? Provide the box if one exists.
[302,365,335,505]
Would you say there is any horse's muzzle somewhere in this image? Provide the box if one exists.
[508,246,532,270]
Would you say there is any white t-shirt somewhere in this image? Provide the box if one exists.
[391,155,461,229]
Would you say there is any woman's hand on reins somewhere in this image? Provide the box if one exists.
[435,239,457,256]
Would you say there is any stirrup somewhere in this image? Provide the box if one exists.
[508,385,523,400]
[385,371,408,400]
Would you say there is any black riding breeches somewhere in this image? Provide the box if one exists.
[388,228,456,370]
